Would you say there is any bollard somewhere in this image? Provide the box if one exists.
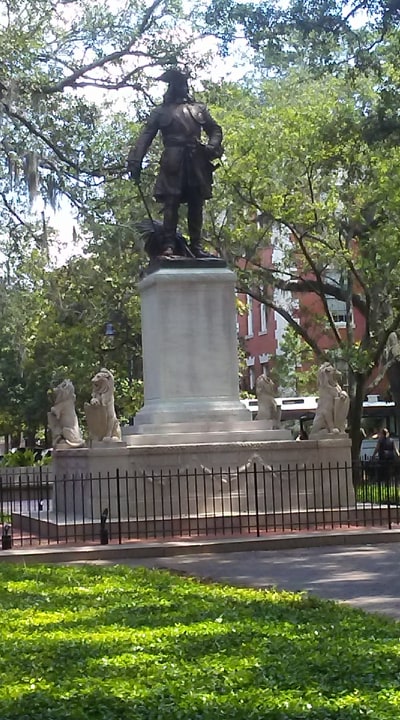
[100,508,109,545]
[2,524,12,550]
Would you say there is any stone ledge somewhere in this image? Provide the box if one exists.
[54,436,351,456]
[1,527,400,564]
[144,256,227,275]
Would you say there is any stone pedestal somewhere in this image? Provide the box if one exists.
[133,260,249,429]
[45,437,354,526]
[29,260,355,539]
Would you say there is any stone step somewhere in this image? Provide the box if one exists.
[125,428,292,447]
[123,419,280,436]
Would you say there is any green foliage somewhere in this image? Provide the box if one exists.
[0,563,400,719]
[0,0,210,239]
[0,210,145,437]
[204,67,400,456]
[1,448,36,467]
[205,0,400,78]
[355,475,400,504]
[115,378,144,424]
[4,0,400,460]
[272,326,318,396]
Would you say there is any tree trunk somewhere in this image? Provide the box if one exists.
[11,432,21,449]
[386,362,400,436]
[24,430,37,449]
[348,371,366,464]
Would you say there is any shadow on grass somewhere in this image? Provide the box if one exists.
[0,564,399,719]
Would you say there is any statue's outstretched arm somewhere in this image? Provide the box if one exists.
[127,111,159,180]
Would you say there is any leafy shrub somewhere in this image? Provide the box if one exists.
[0,448,52,467]
[40,453,53,466]
[0,449,37,467]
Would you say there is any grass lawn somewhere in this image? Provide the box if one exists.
[0,564,400,719]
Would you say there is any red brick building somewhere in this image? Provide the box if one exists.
[237,240,375,396]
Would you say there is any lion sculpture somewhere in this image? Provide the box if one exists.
[47,379,84,448]
[84,368,121,442]
[255,374,281,428]
[309,363,350,437]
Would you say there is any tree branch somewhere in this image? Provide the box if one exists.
[289,227,343,343]
[0,192,44,246]
[41,0,166,94]
[280,277,367,316]
[4,105,107,177]
[238,282,326,360]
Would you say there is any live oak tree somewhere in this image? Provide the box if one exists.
[205,0,400,80]
[5,0,400,456]
[0,0,213,250]
[0,0,214,439]
[204,68,400,460]
[201,1,400,458]
[0,240,145,444]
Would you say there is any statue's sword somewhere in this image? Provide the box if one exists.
[134,180,158,232]
[133,178,195,258]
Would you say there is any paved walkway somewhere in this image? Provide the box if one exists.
[112,543,400,620]
[5,530,400,620]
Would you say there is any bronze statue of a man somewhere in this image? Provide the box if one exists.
[127,69,223,258]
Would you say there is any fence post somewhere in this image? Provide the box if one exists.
[1,523,12,550]
[253,463,260,537]
[386,471,392,530]
[116,468,122,544]
[100,508,109,544]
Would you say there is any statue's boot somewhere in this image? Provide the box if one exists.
[158,233,175,257]
[190,243,216,259]
[160,245,174,256]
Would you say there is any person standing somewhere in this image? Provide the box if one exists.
[372,428,399,483]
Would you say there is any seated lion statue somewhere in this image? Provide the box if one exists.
[310,363,349,437]
[84,368,121,442]
[48,379,84,447]
[255,374,281,428]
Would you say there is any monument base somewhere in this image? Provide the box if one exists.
[123,420,291,445]
[51,437,354,522]
[133,398,250,427]
[136,264,251,428]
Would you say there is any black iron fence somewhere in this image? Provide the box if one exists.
[1,460,400,549]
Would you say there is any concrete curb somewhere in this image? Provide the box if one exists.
[1,527,400,564]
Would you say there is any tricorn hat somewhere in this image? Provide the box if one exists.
[157,68,189,85]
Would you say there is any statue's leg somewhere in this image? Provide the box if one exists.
[188,194,217,258]
[187,194,205,257]
[163,199,179,254]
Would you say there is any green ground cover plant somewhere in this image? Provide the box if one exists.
[356,482,400,505]
[0,563,399,719]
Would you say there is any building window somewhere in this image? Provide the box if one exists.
[259,353,270,374]
[246,295,253,337]
[249,367,255,389]
[325,270,353,327]
[326,297,353,327]
[259,302,267,333]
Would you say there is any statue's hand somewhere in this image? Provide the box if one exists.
[128,164,141,184]
[205,144,223,160]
